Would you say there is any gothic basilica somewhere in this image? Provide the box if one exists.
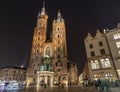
[26,2,78,87]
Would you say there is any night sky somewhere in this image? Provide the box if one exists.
[0,0,120,74]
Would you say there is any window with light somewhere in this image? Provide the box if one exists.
[91,60,99,69]
[101,58,111,68]
[105,72,113,79]
[94,73,100,78]
[113,33,120,40]
[116,42,120,48]
[118,51,120,55]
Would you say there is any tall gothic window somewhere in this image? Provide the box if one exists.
[91,60,99,69]
[45,46,50,57]
[101,58,111,68]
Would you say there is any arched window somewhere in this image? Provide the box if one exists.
[56,26,60,31]
[58,34,60,38]
[56,33,60,39]
[44,45,52,57]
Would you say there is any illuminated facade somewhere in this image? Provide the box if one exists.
[0,67,26,82]
[26,3,78,87]
[104,23,120,79]
[84,30,117,81]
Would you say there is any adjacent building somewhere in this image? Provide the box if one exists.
[84,30,118,81]
[0,67,26,83]
[104,23,120,79]
[26,2,78,87]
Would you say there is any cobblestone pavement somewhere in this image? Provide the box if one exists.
[2,86,120,92]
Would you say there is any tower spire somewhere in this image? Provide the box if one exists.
[41,1,46,16]
[57,10,61,18]
[56,10,64,22]
[56,10,62,22]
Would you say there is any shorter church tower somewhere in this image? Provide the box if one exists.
[51,10,69,86]
[52,10,67,58]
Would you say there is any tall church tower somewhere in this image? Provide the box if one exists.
[51,10,68,85]
[26,2,48,85]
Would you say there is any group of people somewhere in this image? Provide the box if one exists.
[82,79,120,92]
